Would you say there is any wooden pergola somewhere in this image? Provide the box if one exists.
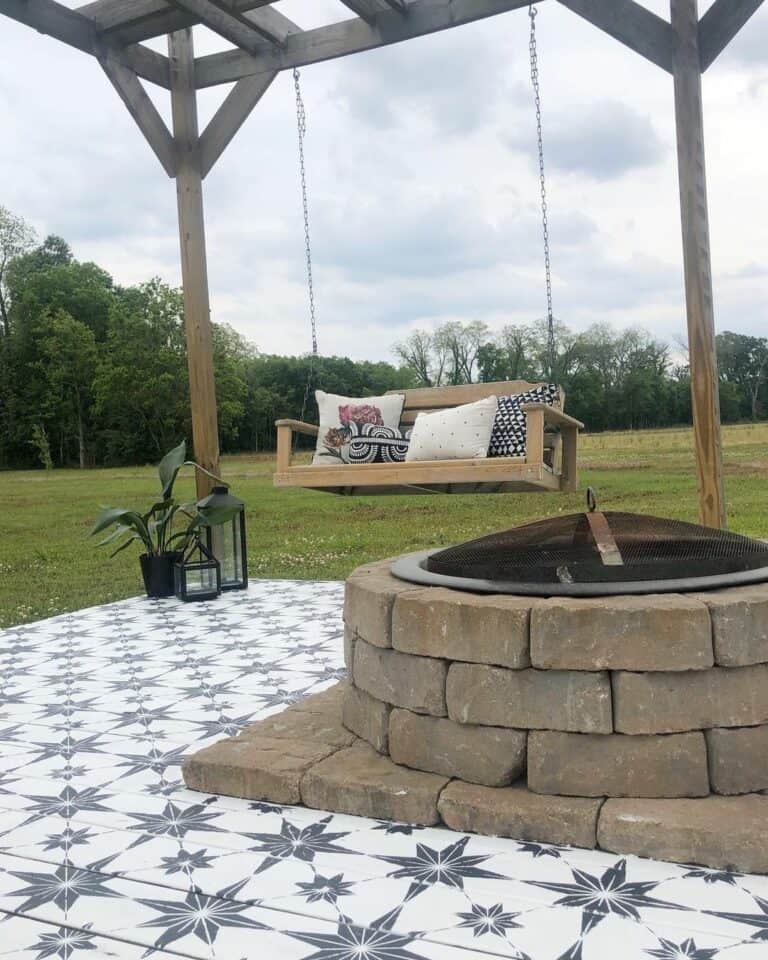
[1,0,763,525]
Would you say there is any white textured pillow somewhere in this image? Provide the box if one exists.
[406,396,498,462]
[313,391,405,465]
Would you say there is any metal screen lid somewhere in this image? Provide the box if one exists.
[391,508,768,597]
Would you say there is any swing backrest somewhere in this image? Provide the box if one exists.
[387,381,566,430]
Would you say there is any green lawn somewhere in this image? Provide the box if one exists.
[1,422,767,629]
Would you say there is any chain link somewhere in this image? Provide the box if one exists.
[528,4,556,379]
[293,67,318,432]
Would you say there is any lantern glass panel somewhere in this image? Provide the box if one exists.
[211,518,242,586]
[198,486,248,591]
[186,562,218,597]
[174,539,221,602]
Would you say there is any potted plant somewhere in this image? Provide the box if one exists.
[90,441,239,598]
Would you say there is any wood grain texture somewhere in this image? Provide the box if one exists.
[169,28,221,498]
[387,381,562,410]
[99,54,177,176]
[169,0,277,52]
[671,0,726,527]
[199,71,277,177]
[555,0,676,73]
[273,383,579,496]
[560,426,579,492]
[337,0,395,23]
[519,403,584,429]
[274,420,319,436]
[0,0,170,86]
[276,424,292,473]
[194,0,541,88]
[523,409,545,467]
[698,0,766,71]
[274,457,559,495]
[80,0,293,45]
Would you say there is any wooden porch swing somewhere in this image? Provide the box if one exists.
[3,0,751,525]
[273,5,583,497]
[274,382,582,496]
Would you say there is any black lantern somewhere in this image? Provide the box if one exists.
[174,537,221,602]
[197,485,248,591]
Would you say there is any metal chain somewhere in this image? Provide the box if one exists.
[293,67,318,433]
[528,4,556,379]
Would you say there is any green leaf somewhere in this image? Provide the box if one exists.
[110,533,142,559]
[97,524,131,548]
[90,507,140,537]
[90,507,153,553]
[144,499,173,523]
[158,440,187,499]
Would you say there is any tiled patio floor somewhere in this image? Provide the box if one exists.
[1,582,767,959]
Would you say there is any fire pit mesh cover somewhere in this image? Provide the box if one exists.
[425,512,768,585]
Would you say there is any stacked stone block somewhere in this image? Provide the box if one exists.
[341,559,768,871]
[183,559,768,874]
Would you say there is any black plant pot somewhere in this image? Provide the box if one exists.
[139,552,183,599]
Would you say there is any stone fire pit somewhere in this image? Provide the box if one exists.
[183,557,768,874]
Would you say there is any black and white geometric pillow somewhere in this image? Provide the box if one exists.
[344,423,411,464]
[488,384,560,458]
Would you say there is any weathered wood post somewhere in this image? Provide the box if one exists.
[169,28,220,498]
[671,0,726,528]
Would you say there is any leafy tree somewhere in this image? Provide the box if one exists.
[0,207,36,335]
[36,310,99,467]
[393,330,446,386]
[9,259,114,342]
[93,279,189,464]
[716,332,768,420]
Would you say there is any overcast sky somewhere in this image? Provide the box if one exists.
[0,1,766,363]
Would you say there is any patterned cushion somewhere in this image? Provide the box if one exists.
[313,391,405,465]
[344,423,411,464]
[489,384,561,458]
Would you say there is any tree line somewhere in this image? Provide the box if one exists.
[0,206,765,470]
[394,320,768,432]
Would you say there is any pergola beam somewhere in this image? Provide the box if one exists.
[4,0,756,527]
[0,0,170,86]
[240,7,300,45]
[99,53,177,176]
[194,0,541,88]
[337,0,397,24]
[168,0,279,52]
[555,0,676,73]
[78,0,285,46]
[699,0,766,71]
[199,70,277,178]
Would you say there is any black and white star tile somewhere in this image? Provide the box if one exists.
[1,580,768,959]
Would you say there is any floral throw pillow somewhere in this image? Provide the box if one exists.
[313,391,406,465]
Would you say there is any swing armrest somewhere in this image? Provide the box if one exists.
[275,419,319,437]
[520,404,581,492]
[275,420,319,473]
[519,404,584,430]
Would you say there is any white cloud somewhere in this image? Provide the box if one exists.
[508,100,666,181]
[0,1,766,365]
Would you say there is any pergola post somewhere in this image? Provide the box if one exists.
[4,0,764,525]
[168,28,220,498]
[671,0,726,528]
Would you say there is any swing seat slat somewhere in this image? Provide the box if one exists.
[273,381,582,496]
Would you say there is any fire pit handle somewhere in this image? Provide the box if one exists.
[586,487,597,513]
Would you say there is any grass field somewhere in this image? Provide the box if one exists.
[1,422,766,629]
